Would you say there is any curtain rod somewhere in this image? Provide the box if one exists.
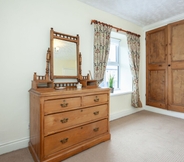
[91,20,140,37]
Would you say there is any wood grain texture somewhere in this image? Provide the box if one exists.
[146,26,167,109]
[44,104,108,135]
[29,93,41,160]
[172,70,184,105]
[44,119,108,157]
[146,19,184,113]
[149,70,165,102]
[168,20,184,112]
[29,87,110,162]
[149,29,166,64]
[44,97,81,115]
[171,23,184,61]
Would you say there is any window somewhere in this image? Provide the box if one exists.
[100,31,132,93]
[100,38,120,89]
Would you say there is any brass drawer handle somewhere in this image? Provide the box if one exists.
[94,96,99,102]
[60,118,68,123]
[93,111,99,115]
[60,138,68,144]
[93,127,99,132]
[60,100,68,107]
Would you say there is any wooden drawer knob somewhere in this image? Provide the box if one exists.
[60,138,68,144]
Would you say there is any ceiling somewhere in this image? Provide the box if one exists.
[77,0,184,26]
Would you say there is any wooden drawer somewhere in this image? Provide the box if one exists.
[44,97,81,114]
[83,94,108,107]
[44,104,108,135]
[44,119,108,157]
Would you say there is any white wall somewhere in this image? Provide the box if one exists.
[0,0,143,155]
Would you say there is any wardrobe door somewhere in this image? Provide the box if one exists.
[146,26,168,109]
[168,20,184,112]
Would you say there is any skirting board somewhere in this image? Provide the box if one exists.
[110,107,143,121]
[145,106,184,119]
[0,137,29,155]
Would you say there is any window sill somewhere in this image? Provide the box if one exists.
[110,90,133,97]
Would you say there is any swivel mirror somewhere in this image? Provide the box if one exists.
[50,28,80,80]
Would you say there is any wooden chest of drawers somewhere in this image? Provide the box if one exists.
[29,87,110,162]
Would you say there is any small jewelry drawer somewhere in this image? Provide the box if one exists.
[83,94,108,107]
[44,104,108,135]
[44,97,81,114]
[44,119,108,157]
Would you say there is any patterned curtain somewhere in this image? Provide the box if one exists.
[127,33,142,108]
[93,23,112,84]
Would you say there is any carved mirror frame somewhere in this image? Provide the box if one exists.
[31,28,96,90]
[50,28,81,80]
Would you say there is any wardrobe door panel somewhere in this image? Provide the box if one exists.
[146,26,168,109]
[168,20,184,112]
[172,69,184,105]
[168,68,184,112]
[149,30,166,64]
[171,22,184,61]
[147,69,167,109]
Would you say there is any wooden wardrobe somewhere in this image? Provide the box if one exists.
[146,19,184,113]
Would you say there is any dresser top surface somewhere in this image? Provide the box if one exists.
[29,87,110,96]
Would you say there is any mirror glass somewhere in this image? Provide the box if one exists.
[53,39,77,76]
[50,28,80,80]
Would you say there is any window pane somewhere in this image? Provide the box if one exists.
[108,44,117,62]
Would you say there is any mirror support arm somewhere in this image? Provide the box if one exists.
[46,48,51,81]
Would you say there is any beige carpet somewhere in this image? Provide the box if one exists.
[1,110,184,162]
